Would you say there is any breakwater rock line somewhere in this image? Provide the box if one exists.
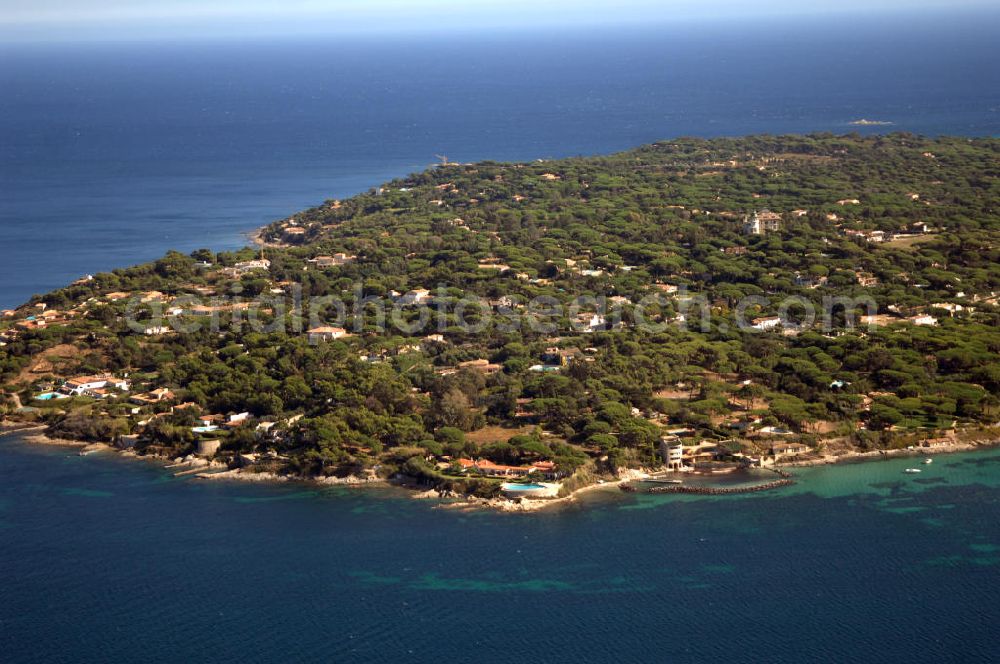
[620,478,794,495]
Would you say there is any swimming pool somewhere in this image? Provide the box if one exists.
[501,483,548,491]
[33,392,69,401]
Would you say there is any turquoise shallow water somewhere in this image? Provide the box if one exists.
[2,435,1000,663]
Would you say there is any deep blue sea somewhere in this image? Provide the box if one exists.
[2,12,1000,662]
[2,13,999,309]
[3,435,1000,662]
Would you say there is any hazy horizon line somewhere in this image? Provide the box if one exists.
[1,3,998,45]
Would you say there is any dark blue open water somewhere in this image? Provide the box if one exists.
[2,435,1000,662]
[1,12,999,308]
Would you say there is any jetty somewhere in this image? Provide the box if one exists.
[621,478,794,495]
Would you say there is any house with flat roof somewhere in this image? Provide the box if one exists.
[751,316,782,331]
[309,253,357,268]
[59,374,130,397]
[143,326,172,336]
[907,314,938,326]
[771,441,811,457]
[457,359,503,375]
[233,259,271,274]
[576,313,606,333]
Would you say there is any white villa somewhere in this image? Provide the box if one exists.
[58,374,131,397]
[143,326,172,336]
[233,259,271,274]
[751,316,782,331]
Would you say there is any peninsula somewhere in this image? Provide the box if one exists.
[2,134,999,506]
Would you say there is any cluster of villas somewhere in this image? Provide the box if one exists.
[113,404,298,457]
[749,307,946,334]
[734,200,937,244]
[659,437,811,473]
[189,411,254,433]
[1,303,83,343]
[842,222,936,244]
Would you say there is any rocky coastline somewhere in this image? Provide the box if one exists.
[5,420,1000,511]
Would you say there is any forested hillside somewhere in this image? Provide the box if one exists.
[2,134,998,488]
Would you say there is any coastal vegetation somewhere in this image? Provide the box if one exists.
[2,134,999,494]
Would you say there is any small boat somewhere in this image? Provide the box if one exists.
[903,468,921,474]
[849,118,893,126]
[922,458,933,465]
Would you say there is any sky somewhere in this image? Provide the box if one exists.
[0,0,996,41]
